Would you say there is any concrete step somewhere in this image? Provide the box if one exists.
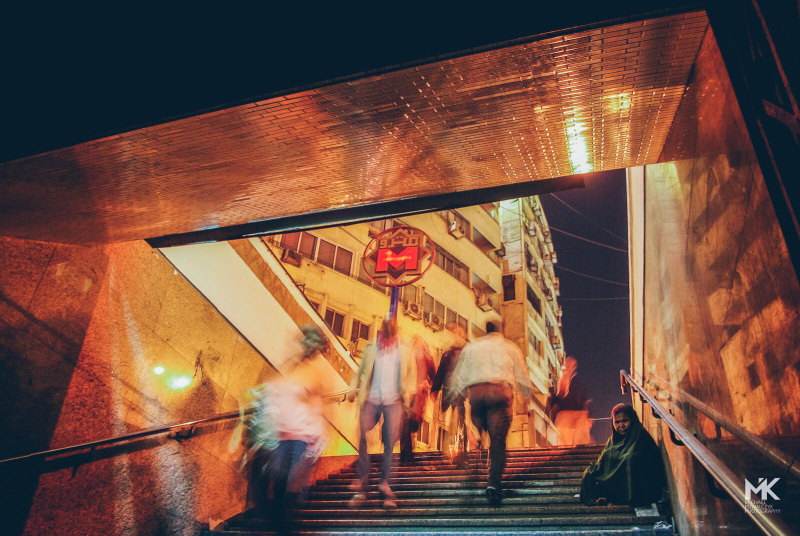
[221,513,665,530]
[296,504,635,517]
[307,478,583,494]
[317,472,584,486]
[307,487,580,500]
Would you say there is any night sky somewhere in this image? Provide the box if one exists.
[539,169,632,443]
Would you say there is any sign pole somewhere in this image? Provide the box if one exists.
[389,287,399,319]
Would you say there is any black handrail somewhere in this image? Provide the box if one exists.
[0,389,355,467]
[620,370,796,536]
[645,373,800,481]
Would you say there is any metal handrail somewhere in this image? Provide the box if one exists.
[620,370,796,536]
[646,373,800,481]
[0,388,355,467]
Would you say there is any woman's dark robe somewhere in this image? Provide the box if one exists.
[580,412,665,506]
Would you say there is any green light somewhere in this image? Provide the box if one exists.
[169,376,192,390]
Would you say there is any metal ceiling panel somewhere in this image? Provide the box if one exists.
[0,11,708,245]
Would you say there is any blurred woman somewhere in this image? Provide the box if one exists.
[401,335,435,462]
[552,356,591,445]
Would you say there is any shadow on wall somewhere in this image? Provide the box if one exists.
[0,238,281,535]
[0,239,107,535]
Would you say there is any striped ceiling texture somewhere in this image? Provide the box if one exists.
[0,10,708,245]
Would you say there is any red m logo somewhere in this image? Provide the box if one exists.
[376,247,419,272]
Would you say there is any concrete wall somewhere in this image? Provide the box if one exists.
[633,29,800,535]
[0,237,313,535]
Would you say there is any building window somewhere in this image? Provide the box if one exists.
[281,231,316,258]
[324,309,346,337]
[446,308,457,327]
[351,319,370,342]
[503,274,516,302]
[423,292,467,333]
[334,248,353,276]
[527,285,542,315]
[401,284,418,303]
[434,245,470,286]
[317,239,336,268]
[282,233,353,276]
[316,238,353,276]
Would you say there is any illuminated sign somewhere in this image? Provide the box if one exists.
[362,226,434,287]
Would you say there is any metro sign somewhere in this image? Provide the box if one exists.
[363,226,435,287]
[376,247,419,272]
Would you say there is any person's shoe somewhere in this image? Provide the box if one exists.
[349,479,365,492]
[377,481,397,502]
[348,492,366,508]
[486,486,504,507]
[595,497,609,506]
[383,497,398,509]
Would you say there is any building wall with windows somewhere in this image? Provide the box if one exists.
[265,200,560,451]
[499,196,563,447]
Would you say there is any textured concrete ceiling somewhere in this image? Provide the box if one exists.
[0,10,708,246]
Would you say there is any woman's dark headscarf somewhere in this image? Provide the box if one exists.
[580,404,665,506]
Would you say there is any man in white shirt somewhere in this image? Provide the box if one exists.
[451,320,532,506]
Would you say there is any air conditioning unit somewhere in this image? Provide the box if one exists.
[350,338,369,358]
[557,305,563,317]
[551,251,558,264]
[477,293,494,312]
[403,301,423,320]
[448,219,465,239]
[550,335,562,349]
[532,198,543,216]
[543,253,553,266]
[526,222,537,237]
[496,244,506,257]
[545,287,554,301]
[424,312,444,331]
[281,248,302,267]
[554,277,560,296]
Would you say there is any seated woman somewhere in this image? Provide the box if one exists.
[580,404,665,507]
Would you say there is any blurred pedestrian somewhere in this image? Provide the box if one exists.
[431,325,468,468]
[580,404,665,507]
[269,325,328,534]
[237,324,328,535]
[451,320,532,506]
[552,356,591,445]
[347,315,417,509]
[401,335,435,462]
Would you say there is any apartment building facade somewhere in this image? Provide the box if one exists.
[264,198,563,450]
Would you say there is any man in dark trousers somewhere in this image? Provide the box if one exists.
[450,320,532,506]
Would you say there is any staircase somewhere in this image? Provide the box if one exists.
[205,445,673,535]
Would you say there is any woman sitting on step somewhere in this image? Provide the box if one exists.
[580,404,665,507]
